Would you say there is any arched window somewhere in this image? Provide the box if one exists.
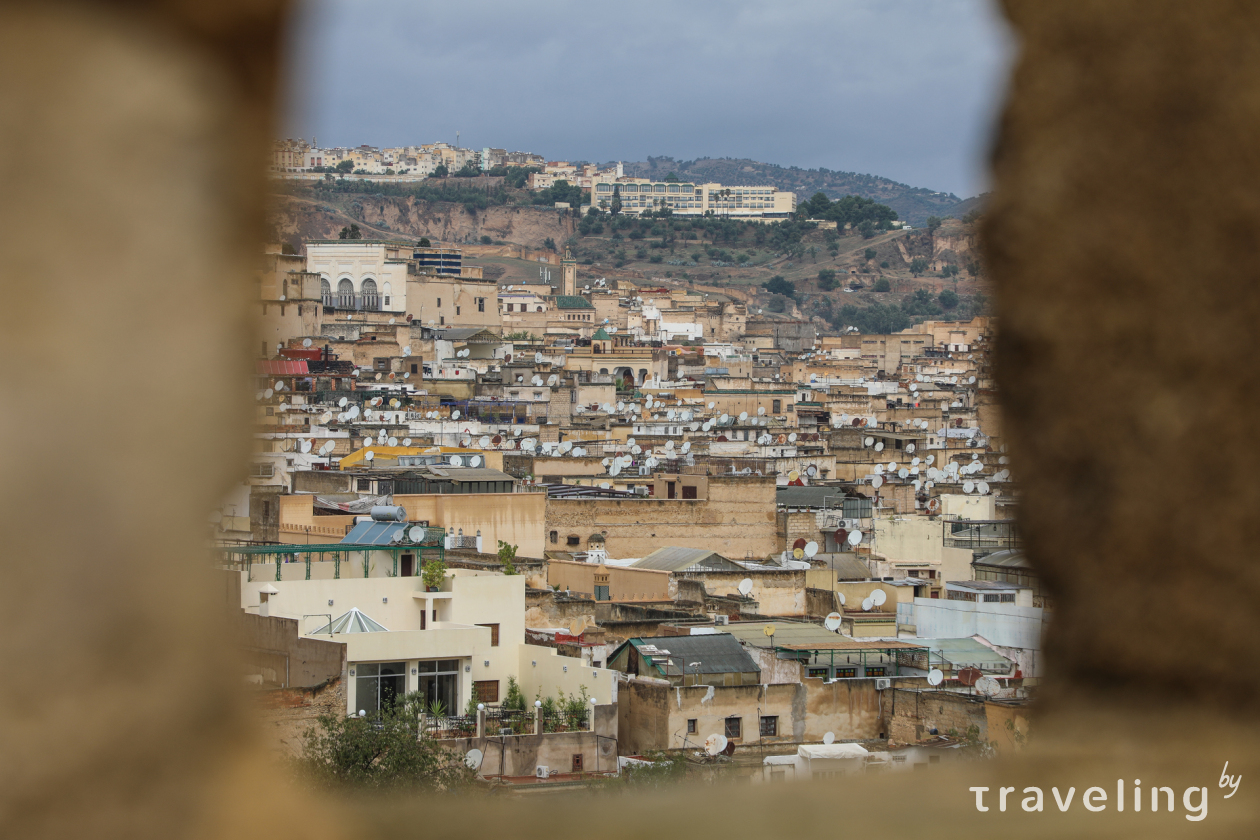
[337,278,354,309]
[382,281,392,307]
[361,278,379,311]
[320,278,331,306]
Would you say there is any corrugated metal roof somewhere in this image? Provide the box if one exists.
[631,547,744,572]
[621,634,760,676]
[554,295,594,309]
[815,554,873,581]
[725,621,845,648]
[256,359,309,375]
[922,638,1013,671]
[972,549,1029,569]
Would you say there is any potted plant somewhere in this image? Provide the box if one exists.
[421,556,447,592]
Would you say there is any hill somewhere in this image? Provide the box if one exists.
[612,156,970,226]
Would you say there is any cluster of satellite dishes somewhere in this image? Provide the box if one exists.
[454,348,471,358]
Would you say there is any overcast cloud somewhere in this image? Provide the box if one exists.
[282,0,1013,198]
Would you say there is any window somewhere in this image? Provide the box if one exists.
[667,481,676,499]
[456,305,461,316]
[265,407,274,416]
[436,297,441,307]
[321,278,331,306]
[724,717,742,740]
[361,278,379,311]
[476,623,500,646]
[571,754,583,773]
[355,661,406,714]
[416,659,460,712]
[772,399,781,413]
[835,668,857,678]
[566,534,581,547]
[760,716,778,737]
[356,478,371,492]
[250,463,274,478]
[411,363,418,374]
[682,485,697,500]
[687,719,697,734]
[337,278,354,309]
[439,316,444,325]
[473,680,499,703]
[477,297,485,312]
[261,500,270,519]
[808,667,829,679]
[866,667,886,677]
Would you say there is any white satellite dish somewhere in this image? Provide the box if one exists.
[403,346,412,357]
[469,455,482,467]
[874,441,884,451]
[804,541,818,558]
[978,481,990,495]
[906,443,916,453]
[864,436,874,447]
[861,597,873,611]
[897,468,909,479]
[449,455,463,467]
[479,435,490,448]
[534,352,543,363]
[403,438,412,446]
[302,338,312,348]
[823,732,836,745]
[975,676,1001,697]
[681,441,691,453]
[361,437,372,447]
[847,530,862,546]
[452,410,460,420]
[738,578,753,597]
[264,388,274,399]
[871,589,887,606]
[738,412,748,422]
[609,463,621,477]
[927,669,944,686]
[708,402,716,409]
[704,734,729,756]
[364,451,374,461]
[823,612,842,632]
[963,480,975,494]
[871,475,884,489]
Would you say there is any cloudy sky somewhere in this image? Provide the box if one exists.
[282,0,1013,198]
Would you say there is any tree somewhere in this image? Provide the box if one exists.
[432,164,448,178]
[909,257,929,276]
[421,555,446,590]
[941,264,960,278]
[543,237,556,251]
[767,293,788,313]
[858,219,877,239]
[294,696,477,792]
[926,215,944,233]
[939,289,960,309]
[334,159,354,174]
[454,162,480,178]
[338,224,362,240]
[874,278,891,292]
[502,676,527,712]
[418,237,431,247]
[817,269,839,291]
[764,275,796,298]
[610,185,622,216]
[864,248,877,262]
[479,235,491,245]
[497,541,519,576]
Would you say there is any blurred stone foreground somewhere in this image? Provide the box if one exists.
[0,1,1256,838]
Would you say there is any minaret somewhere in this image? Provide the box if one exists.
[561,247,577,297]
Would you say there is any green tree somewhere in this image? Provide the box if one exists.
[864,248,877,262]
[497,540,519,575]
[874,278,891,292]
[419,237,431,247]
[502,676,527,712]
[926,215,944,233]
[422,555,447,590]
[817,268,838,291]
[454,162,480,178]
[432,164,448,178]
[543,237,557,251]
[293,696,477,792]
[767,293,788,313]
[939,289,960,309]
[338,224,362,240]
[764,275,795,298]
[858,219,877,239]
[480,235,492,245]
[941,264,960,278]
[909,257,929,276]
[610,185,622,216]
[334,159,354,174]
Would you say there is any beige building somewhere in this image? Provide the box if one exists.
[590,176,796,219]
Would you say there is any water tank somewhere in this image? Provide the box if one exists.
[369,505,407,522]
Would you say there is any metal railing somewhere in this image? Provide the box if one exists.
[485,707,532,735]
[541,708,589,733]
[422,714,476,739]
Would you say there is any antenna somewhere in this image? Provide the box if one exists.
[804,541,818,558]
[823,732,836,745]
[704,734,729,756]
[927,668,944,687]
[871,589,887,607]
[823,612,842,632]
[465,748,483,770]
[738,578,753,597]
[763,624,776,638]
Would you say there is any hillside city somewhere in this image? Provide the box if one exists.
[233,136,1025,788]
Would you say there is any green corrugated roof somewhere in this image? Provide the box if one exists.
[554,295,593,309]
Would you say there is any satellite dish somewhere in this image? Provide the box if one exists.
[738,412,748,422]
[449,455,463,467]
[861,597,873,611]
[763,624,776,637]
[793,547,805,560]
[609,463,621,477]
[804,541,818,558]
[837,592,846,606]
[534,352,543,363]
[927,669,944,687]
[364,451,374,461]
[738,578,753,596]
[847,530,862,546]
[452,410,460,420]
[402,438,412,446]
[963,480,975,494]
[469,455,482,468]
[823,732,836,745]
[976,676,1001,697]
[874,442,884,451]
[871,589,887,606]
[823,612,842,632]
[403,346,412,357]
[864,436,874,447]
[302,338,312,348]
[708,402,716,409]
[871,475,884,489]
[704,734,729,756]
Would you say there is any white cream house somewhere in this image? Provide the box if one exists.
[240,569,617,717]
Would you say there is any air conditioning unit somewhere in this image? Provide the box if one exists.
[714,614,729,626]
[536,766,549,779]
[874,678,891,690]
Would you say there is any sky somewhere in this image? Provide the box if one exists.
[282,0,1014,199]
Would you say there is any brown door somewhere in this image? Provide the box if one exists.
[401,554,414,576]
